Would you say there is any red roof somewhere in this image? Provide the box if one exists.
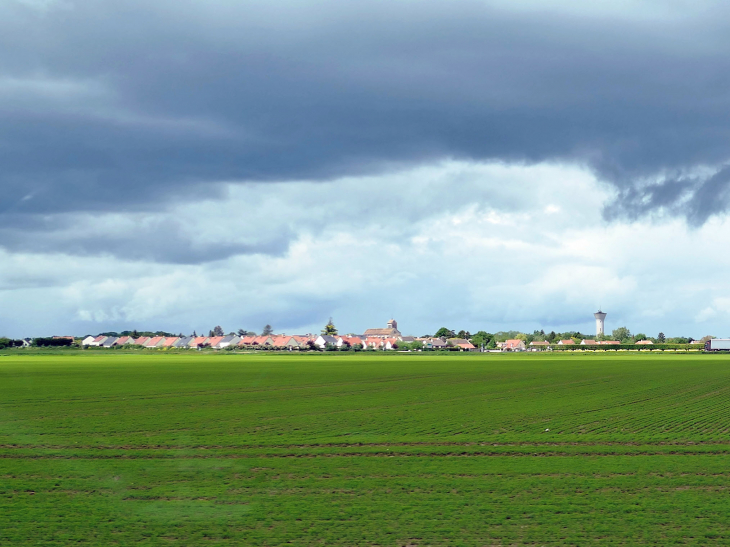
[558,339,575,345]
[364,337,382,347]
[161,337,179,347]
[271,336,293,346]
[134,336,149,345]
[115,336,133,345]
[190,336,209,347]
[504,339,525,348]
[144,336,163,347]
[207,336,224,347]
[239,335,257,345]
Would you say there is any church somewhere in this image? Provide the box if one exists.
[363,319,401,338]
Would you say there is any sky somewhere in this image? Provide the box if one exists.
[2,0,730,339]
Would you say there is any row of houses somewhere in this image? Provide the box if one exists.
[81,332,478,351]
[83,334,308,349]
[504,339,654,351]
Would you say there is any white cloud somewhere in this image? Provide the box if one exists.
[2,159,730,339]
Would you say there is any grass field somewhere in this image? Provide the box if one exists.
[2,352,730,545]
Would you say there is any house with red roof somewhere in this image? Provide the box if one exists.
[557,339,575,346]
[87,335,108,346]
[238,335,257,346]
[114,336,136,346]
[502,339,527,351]
[134,336,150,346]
[383,338,400,350]
[337,336,363,348]
[144,336,164,348]
[271,336,300,349]
[205,336,224,348]
[363,337,384,349]
[188,336,210,348]
[161,337,179,347]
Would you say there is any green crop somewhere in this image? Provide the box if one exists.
[2,352,730,545]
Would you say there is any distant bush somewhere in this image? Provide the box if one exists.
[0,338,24,349]
[33,337,73,347]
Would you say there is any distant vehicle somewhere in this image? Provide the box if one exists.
[705,339,730,351]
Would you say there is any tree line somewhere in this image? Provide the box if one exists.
[427,327,710,347]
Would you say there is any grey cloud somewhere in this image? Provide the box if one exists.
[0,212,293,264]
[604,167,730,226]
[3,0,730,249]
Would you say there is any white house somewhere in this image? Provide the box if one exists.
[315,335,338,349]
[215,335,241,349]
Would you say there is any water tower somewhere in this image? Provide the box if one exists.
[594,310,607,336]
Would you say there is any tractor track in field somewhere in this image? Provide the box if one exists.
[1,440,729,450]
[2,449,730,459]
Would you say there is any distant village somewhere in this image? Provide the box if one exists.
[1,313,718,351]
[77,319,472,351]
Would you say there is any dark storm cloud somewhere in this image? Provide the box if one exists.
[4,0,730,261]
[0,212,292,264]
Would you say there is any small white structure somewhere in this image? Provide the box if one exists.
[594,310,607,336]
[81,336,95,346]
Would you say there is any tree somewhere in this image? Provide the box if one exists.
[634,333,647,342]
[192,330,197,337]
[487,338,497,349]
[612,327,632,342]
[657,332,666,343]
[471,331,492,348]
[211,325,224,337]
[434,327,455,339]
[262,324,273,336]
[322,318,338,336]
[546,331,557,343]
[237,329,252,337]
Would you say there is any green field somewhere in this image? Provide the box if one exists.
[2,352,730,545]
